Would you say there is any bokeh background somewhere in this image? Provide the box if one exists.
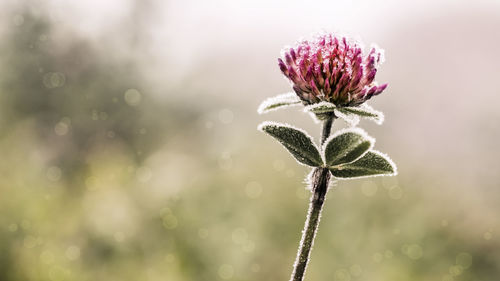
[1,0,499,280]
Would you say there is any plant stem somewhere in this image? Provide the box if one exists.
[321,114,334,144]
[290,114,334,281]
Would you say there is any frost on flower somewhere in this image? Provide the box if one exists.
[278,33,388,107]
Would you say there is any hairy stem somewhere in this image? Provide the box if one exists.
[321,114,334,144]
[290,114,334,281]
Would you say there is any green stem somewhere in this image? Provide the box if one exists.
[290,115,334,281]
[321,114,334,144]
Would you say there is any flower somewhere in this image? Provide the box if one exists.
[278,33,387,107]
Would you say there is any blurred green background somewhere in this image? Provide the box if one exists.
[1,0,499,280]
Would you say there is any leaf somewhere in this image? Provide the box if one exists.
[335,104,384,125]
[257,92,301,114]
[304,101,336,114]
[304,102,341,123]
[323,128,374,166]
[332,108,360,126]
[329,150,397,179]
[258,122,323,167]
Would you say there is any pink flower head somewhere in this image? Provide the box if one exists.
[278,33,388,107]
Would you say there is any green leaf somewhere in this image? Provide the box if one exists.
[331,108,360,126]
[335,104,384,125]
[258,122,323,167]
[257,92,301,114]
[304,102,342,123]
[323,128,374,166]
[304,101,337,114]
[329,150,397,179]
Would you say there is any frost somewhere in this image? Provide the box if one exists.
[335,104,384,125]
[370,43,386,66]
[303,101,336,114]
[304,102,340,123]
[322,127,374,167]
[258,121,323,167]
[329,150,397,180]
[333,108,360,126]
[257,92,301,114]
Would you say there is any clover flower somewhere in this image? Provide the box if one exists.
[257,31,397,281]
[278,33,387,107]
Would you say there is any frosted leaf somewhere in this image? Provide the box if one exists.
[329,150,397,179]
[335,104,384,125]
[257,92,301,114]
[323,128,374,166]
[304,102,339,122]
[258,121,323,167]
[304,101,336,114]
[333,108,360,126]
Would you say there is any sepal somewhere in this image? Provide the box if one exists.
[304,102,382,126]
[304,102,340,123]
[331,108,360,126]
[257,92,301,114]
[304,102,336,114]
[335,104,384,125]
